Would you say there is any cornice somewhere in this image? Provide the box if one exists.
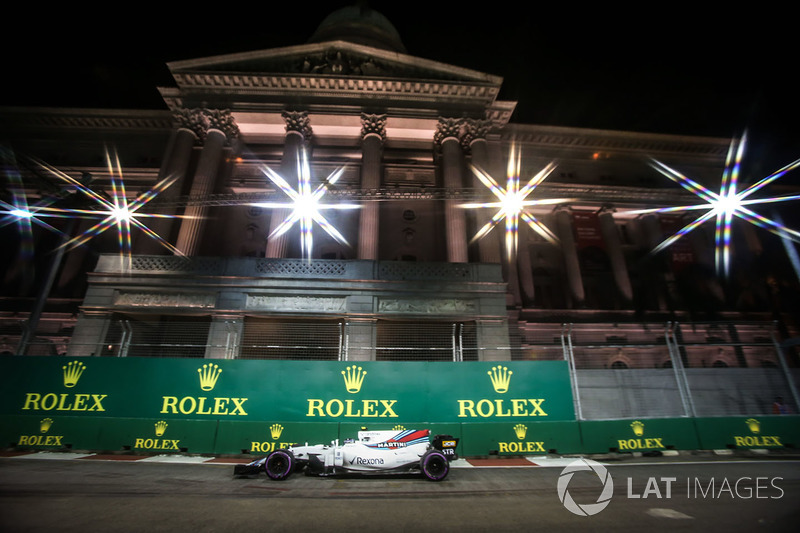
[0,107,173,133]
[503,123,731,162]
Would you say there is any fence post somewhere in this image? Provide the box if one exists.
[666,322,696,417]
[771,323,800,412]
[563,323,582,420]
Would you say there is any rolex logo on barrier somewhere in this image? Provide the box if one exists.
[18,418,64,447]
[488,366,512,393]
[499,423,545,453]
[154,420,168,437]
[40,418,54,433]
[306,365,398,418]
[617,420,665,451]
[198,364,222,392]
[393,425,406,431]
[734,418,782,448]
[134,420,180,451]
[251,424,295,453]
[160,364,248,417]
[63,361,86,388]
[457,364,547,419]
[21,361,108,413]
[342,365,367,394]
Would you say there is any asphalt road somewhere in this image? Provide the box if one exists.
[1,455,799,532]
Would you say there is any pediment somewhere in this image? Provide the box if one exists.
[167,40,502,86]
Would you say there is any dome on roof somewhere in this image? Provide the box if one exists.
[308,5,407,53]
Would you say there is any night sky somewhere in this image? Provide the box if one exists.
[2,2,797,172]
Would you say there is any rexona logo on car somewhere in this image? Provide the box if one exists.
[350,457,385,465]
[305,365,399,418]
[456,366,548,418]
[159,364,249,416]
[20,361,109,413]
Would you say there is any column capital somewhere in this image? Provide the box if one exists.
[360,113,387,143]
[433,117,465,149]
[172,108,239,144]
[282,110,313,143]
[461,118,492,151]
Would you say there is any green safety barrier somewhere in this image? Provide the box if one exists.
[578,418,701,454]
[693,416,800,450]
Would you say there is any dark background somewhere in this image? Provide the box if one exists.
[2,2,797,175]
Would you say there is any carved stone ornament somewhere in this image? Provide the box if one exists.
[360,113,387,142]
[433,117,465,147]
[114,292,216,308]
[172,108,239,144]
[282,110,313,141]
[461,118,492,150]
[246,295,346,312]
[378,298,477,314]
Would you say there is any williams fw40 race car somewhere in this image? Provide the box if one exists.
[234,429,459,481]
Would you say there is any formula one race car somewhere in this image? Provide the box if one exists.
[234,429,459,481]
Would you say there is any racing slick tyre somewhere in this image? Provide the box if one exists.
[265,449,294,480]
[420,450,449,481]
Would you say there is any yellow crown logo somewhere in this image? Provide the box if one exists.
[40,418,54,433]
[62,360,86,388]
[341,365,367,394]
[393,425,406,431]
[270,424,284,440]
[514,424,527,440]
[154,421,168,437]
[631,420,645,437]
[487,366,513,393]
[197,364,222,391]
[746,418,760,434]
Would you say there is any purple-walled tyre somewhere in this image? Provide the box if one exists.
[421,450,449,481]
[265,449,294,480]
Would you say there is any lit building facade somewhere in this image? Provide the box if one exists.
[2,6,799,427]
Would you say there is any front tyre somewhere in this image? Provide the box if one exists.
[265,449,294,480]
[420,450,449,481]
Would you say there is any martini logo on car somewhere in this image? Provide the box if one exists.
[160,364,248,416]
[617,420,666,451]
[733,418,783,448]
[134,420,180,450]
[20,360,108,413]
[498,423,545,453]
[456,365,547,419]
[18,418,64,447]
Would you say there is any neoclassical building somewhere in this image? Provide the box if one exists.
[2,6,799,378]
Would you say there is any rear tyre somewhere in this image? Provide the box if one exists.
[265,449,294,480]
[420,450,449,481]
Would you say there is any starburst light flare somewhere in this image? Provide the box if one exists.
[461,143,570,261]
[23,148,187,263]
[253,147,359,260]
[620,132,800,277]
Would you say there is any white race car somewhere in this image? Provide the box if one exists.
[234,429,459,481]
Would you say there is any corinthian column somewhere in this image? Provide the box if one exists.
[435,118,468,263]
[175,110,238,256]
[599,207,633,304]
[265,111,313,258]
[135,108,201,255]
[464,118,502,264]
[358,113,385,260]
[555,207,585,306]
